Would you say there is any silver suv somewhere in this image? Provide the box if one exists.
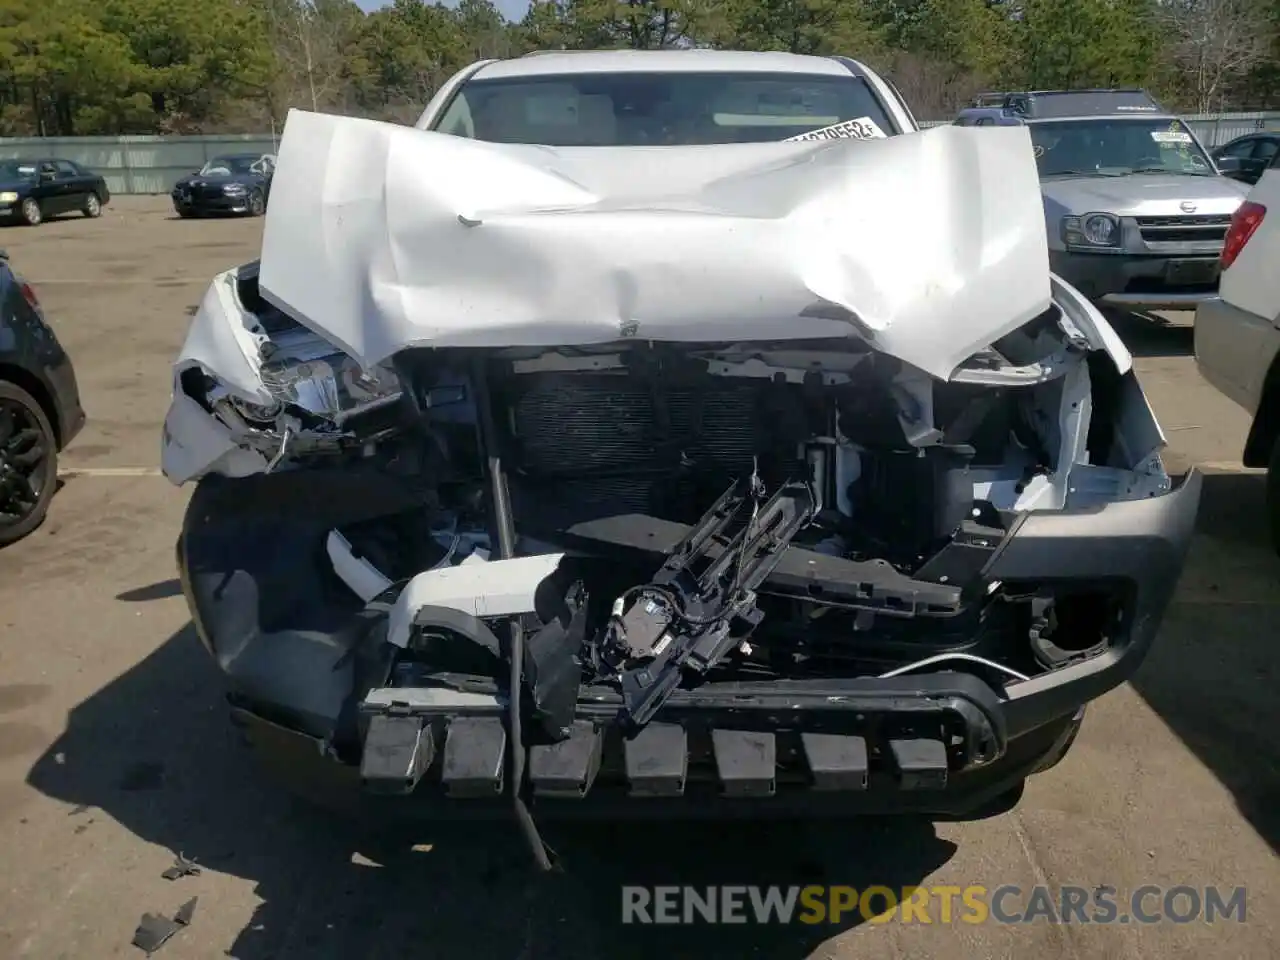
[956,89,1249,311]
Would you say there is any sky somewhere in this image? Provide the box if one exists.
[354,0,532,20]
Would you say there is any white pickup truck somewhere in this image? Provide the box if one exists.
[161,50,1199,868]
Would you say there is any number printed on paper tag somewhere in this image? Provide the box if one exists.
[785,116,888,142]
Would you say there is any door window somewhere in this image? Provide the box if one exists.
[1220,138,1256,158]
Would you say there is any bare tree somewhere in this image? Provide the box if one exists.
[264,0,354,114]
[1158,0,1270,113]
[880,51,986,120]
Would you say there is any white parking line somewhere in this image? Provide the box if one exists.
[59,467,162,478]
[26,278,205,285]
[1194,460,1264,473]
[53,461,1255,481]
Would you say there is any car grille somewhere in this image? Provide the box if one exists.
[1136,214,1231,243]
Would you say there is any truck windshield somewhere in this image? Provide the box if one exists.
[433,71,899,145]
[1029,118,1216,177]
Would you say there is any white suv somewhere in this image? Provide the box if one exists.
[1194,154,1280,549]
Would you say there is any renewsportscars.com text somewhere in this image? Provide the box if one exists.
[621,885,1247,925]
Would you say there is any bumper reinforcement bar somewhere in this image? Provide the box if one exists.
[356,671,1009,799]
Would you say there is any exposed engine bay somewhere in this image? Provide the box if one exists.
[165,261,1170,736]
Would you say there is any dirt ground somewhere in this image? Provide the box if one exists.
[0,196,1277,959]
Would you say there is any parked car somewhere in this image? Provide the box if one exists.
[0,250,85,545]
[1211,132,1280,186]
[955,89,1249,312]
[0,158,110,227]
[161,51,1197,863]
[1195,148,1280,551]
[171,153,275,218]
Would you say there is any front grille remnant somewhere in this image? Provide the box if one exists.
[1136,214,1231,244]
[508,374,799,526]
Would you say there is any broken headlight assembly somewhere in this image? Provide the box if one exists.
[257,343,404,428]
[192,334,407,470]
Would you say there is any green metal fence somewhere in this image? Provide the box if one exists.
[0,134,280,196]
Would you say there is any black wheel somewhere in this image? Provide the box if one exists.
[0,382,57,547]
[1267,434,1280,557]
[83,193,102,218]
[248,190,266,217]
[19,197,41,226]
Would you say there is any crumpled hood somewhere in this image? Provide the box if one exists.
[257,109,1052,382]
[1041,172,1248,217]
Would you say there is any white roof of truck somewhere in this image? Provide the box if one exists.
[472,49,860,80]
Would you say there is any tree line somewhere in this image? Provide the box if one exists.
[0,0,1277,137]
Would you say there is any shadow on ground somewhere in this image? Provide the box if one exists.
[1103,308,1194,358]
[116,578,182,602]
[25,620,955,959]
[1129,470,1280,855]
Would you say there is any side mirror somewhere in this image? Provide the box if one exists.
[1215,156,1245,176]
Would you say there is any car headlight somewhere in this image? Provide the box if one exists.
[1062,213,1121,248]
[223,183,247,195]
[0,192,18,203]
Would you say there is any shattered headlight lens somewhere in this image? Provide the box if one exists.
[1062,213,1120,248]
[259,351,402,426]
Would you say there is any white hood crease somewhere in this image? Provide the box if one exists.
[256,109,1054,383]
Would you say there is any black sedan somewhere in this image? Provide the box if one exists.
[0,250,85,546]
[0,159,111,226]
[1211,132,1280,185]
[172,153,275,218]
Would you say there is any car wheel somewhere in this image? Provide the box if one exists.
[83,193,102,218]
[19,198,41,227]
[248,190,266,217]
[1267,434,1280,556]
[0,382,58,547]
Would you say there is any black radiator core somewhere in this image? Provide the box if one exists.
[506,373,806,527]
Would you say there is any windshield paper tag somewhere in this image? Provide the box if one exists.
[786,116,887,142]
[1151,130,1192,144]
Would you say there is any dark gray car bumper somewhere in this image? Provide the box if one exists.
[1050,250,1222,309]
[176,466,1201,819]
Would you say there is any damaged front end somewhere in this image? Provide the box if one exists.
[164,113,1199,854]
